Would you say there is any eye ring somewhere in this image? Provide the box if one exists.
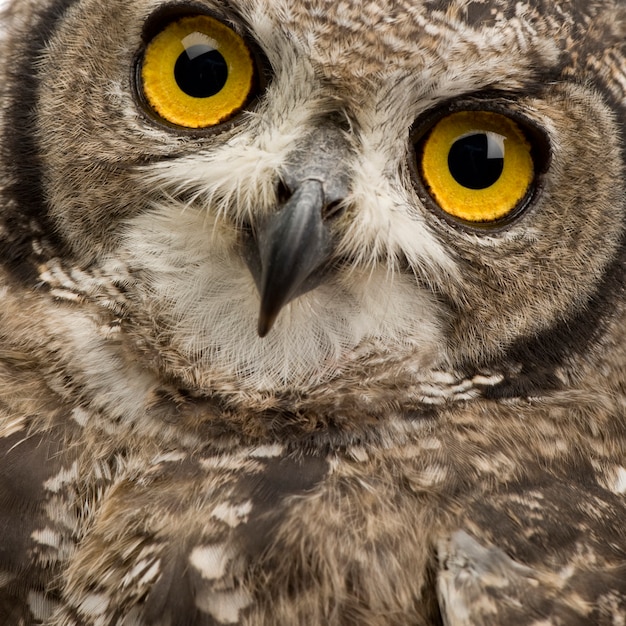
[412,109,540,226]
[139,14,256,129]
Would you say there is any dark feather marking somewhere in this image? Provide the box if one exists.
[234,454,329,558]
[0,590,34,625]
[484,237,626,399]
[0,430,65,572]
[0,429,69,620]
[0,0,78,281]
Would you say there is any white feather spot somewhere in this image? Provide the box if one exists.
[0,414,27,438]
[43,461,78,493]
[612,467,626,495]
[195,589,253,624]
[249,444,284,458]
[122,558,161,589]
[31,527,62,549]
[138,560,161,587]
[471,374,504,386]
[189,544,231,580]
[78,593,109,617]
[418,465,447,487]
[71,407,90,427]
[348,446,369,462]
[27,591,59,621]
[151,451,187,464]
[211,500,253,528]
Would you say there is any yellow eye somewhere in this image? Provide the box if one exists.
[417,111,534,223]
[141,15,255,128]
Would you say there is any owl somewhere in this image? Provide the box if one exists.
[0,0,625,624]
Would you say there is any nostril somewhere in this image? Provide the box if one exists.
[277,178,345,220]
[322,199,345,221]
[276,180,291,205]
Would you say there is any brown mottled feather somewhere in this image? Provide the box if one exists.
[0,0,625,624]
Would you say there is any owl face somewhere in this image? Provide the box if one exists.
[28,0,626,399]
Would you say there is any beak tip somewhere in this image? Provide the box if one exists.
[257,310,277,338]
[257,278,295,338]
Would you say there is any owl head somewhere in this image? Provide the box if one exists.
[3,0,625,410]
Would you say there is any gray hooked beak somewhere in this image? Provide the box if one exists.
[242,124,351,337]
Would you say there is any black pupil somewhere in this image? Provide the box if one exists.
[174,43,228,98]
[447,132,504,190]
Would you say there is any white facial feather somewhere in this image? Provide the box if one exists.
[120,198,445,390]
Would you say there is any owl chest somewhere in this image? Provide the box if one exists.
[3,393,625,625]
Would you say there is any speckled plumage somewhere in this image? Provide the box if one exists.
[0,0,625,624]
